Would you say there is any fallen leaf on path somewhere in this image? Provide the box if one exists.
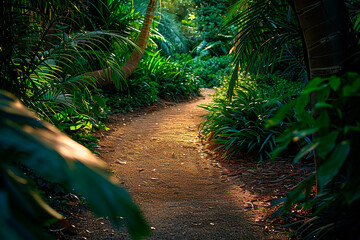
[116,160,127,164]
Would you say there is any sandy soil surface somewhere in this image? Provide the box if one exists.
[56,89,299,239]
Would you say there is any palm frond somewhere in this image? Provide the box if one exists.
[225,0,305,98]
[1,0,135,126]
[155,10,190,56]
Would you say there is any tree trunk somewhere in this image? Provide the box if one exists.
[292,0,357,193]
[85,0,157,88]
[292,0,356,79]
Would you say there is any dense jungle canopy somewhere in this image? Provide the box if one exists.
[1,0,360,239]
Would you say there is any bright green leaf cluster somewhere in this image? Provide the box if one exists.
[106,50,201,113]
[200,74,300,161]
[269,72,360,238]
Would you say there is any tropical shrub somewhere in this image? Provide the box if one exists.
[0,91,150,240]
[0,0,133,134]
[192,0,231,56]
[268,72,360,239]
[192,55,233,87]
[174,54,232,87]
[0,1,152,238]
[224,0,307,99]
[154,10,191,56]
[106,51,200,113]
[200,74,301,161]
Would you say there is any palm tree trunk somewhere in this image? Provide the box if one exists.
[292,0,356,79]
[292,0,357,193]
[85,0,157,87]
[121,0,157,78]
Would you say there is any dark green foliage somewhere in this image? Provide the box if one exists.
[192,56,232,87]
[268,73,360,239]
[154,10,190,56]
[224,0,305,98]
[0,0,132,134]
[174,54,232,87]
[193,0,227,42]
[84,0,133,32]
[200,74,301,161]
[0,91,151,240]
[0,0,156,238]
[191,0,231,57]
[106,51,200,113]
[134,51,189,100]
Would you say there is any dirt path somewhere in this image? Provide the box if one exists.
[95,89,265,239]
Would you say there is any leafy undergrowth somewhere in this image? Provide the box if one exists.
[173,54,233,88]
[104,51,201,114]
[200,73,360,239]
[200,73,302,162]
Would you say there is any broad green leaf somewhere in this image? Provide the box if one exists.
[342,75,360,96]
[0,91,150,239]
[0,170,60,240]
[315,111,331,135]
[266,101,294,127]
[344,125,360,135]
[303,77,328,90]
[294,94,310,120]
[271,135,292,161]
[284,175,316,212]
[71,162,151,239]
[317,141,350,190]
[227,62,239,100]
[314,102,333,109]
[329,76,341,91]
[315,87,330,103]
[316,131,338,159]
[294,141,320,163]
[293,128,317,139]
[344,184,360,205]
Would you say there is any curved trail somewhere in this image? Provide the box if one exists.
[99,89,266,239]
